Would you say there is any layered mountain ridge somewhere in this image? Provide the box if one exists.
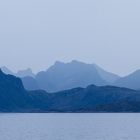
[1,69,140,112]
[1,61,120,92]
[2,60,140,92]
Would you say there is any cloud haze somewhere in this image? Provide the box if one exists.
[0,0,140,76]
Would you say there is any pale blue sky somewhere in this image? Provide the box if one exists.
[0,0,140,76]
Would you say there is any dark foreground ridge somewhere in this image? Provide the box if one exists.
[1,69,140,113]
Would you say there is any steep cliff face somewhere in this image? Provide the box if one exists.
[0,69,29,112]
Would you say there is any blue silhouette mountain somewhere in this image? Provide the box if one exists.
[0,69,29,112]
[36,60,120,92]
[1,61,120,92]
[1,67,37,90]
[4,61,140,91]
[1,69,140,112]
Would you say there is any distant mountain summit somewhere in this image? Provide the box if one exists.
[1,67,35,78]
[36,60,120,92]
[16,68,35,78]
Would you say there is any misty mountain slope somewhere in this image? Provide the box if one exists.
[1,66,14,75]
[1,70,140,112]
[114,70,140,90]
[22,76,40,91]
[94,64,120,83]
[36,60,120,92]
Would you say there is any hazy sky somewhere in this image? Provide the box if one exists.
[0,0,140,76]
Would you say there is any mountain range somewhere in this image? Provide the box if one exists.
[2,60,140,92]
[1,61,120,92]
[1,69,140,112]
[35,60,120,92]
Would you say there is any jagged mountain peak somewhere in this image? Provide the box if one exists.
[36,61,120,92]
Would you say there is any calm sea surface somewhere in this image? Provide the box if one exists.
[0,113,140,140]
